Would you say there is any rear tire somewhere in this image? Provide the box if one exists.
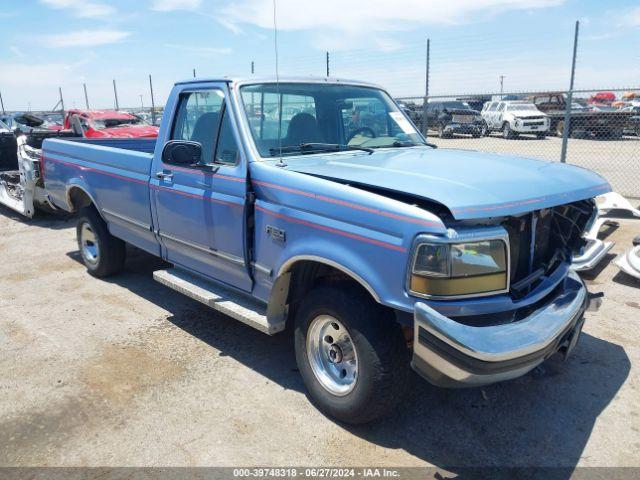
[294,285,410,424]
[76,206,125,278]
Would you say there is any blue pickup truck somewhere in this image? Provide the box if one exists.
[43,77,609,423]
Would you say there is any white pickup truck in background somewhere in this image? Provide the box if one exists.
[482,101,550,139]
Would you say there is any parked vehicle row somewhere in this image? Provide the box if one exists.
[39,76,607,424]
[399,91,638,140]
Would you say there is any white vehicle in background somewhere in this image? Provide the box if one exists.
[481,101,550,139]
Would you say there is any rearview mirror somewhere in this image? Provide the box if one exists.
[162,140,203,166]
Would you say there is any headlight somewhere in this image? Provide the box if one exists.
[410,238,509,298]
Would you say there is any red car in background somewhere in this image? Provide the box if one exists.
[588,91,616,106]
[63,110,159,138]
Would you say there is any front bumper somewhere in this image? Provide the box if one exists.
[512,123,549,133]
[411,270,592,387]
[445,123,482,134]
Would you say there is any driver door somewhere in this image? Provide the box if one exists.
[153,85,251,291]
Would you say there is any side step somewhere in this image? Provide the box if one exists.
[153,268,284,335]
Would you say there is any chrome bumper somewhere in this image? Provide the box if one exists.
[411,270,593,388]
[572,238,614,271]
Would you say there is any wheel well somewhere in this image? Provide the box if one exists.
[271,260,380,327]
[67,187,94,212]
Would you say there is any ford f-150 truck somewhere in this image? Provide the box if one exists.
[43,77,609,424]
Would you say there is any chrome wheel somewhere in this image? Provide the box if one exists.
[306,315,358,396]
[80,222,99,265]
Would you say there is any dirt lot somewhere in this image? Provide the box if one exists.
[427,134,640,199]
[1,204,639,470]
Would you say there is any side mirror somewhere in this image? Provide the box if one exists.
[162,140,203,166]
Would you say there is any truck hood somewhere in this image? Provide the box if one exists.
[281,147,610,220]
[510,111,547,118]
[97,125,159,138]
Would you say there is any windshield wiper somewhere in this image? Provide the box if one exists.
[370,140,438,149]
[269,143,373,156]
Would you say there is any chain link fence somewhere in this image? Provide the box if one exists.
[396,88,640,198]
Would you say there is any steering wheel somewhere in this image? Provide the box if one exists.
[346,126,377,143]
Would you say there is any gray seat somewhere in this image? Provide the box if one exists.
[190,112,220,163]
[284,113,322,146]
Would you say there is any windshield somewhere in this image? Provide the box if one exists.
[239,83,425,157]
[0,120,9,130]
[506,104,538,111]
[92,116,145,130]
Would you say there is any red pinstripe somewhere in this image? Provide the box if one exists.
[256,204,406,253]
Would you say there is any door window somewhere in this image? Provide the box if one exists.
[172,90,225,164]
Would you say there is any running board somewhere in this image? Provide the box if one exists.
[153,268,283,335]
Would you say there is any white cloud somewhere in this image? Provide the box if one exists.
[221,0,566,37]
[0,61,76,89]
[9,46,25,58]
[164,43,232,56]
[619,7,640,27]
[40,0,116,18]
[151,0,202,11]
[41,30,132,48]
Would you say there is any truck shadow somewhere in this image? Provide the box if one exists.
[0,203,75,231]
[73,247,630,474]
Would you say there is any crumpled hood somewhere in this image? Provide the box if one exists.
[96,125,159,138]
[281,147,611,220]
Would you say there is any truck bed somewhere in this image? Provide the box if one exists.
[43,137,159,255]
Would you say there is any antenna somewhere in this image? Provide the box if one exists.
[273,0,286,167]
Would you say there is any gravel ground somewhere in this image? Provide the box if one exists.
[0,204,639,470]
[427,134,640,199]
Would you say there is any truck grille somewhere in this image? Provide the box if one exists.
[502,199,595,298]
[524,121,545,126]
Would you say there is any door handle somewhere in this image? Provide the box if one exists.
[155,171,174,181]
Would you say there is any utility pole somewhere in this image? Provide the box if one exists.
[193,68,196,78]
[149,74,156,125]
[251,61,255,75]
[59,87,65,112]
[83,83,90,109]
[560,20,580,164]
[499,75,505,97]
[421,38,430,136]
[113,79,120,110]
[326,51,330,77]
[0,91,5,114]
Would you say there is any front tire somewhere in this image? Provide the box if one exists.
[503,122,515,139]
[294,285,409,424]
[76,206,126,278]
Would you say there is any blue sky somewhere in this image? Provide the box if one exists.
[0,0,638,110]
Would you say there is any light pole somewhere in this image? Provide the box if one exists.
[139,95,144,110]
[499,75,505,97]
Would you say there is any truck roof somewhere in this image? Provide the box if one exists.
[175,76,383,90]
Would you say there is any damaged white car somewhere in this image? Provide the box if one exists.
[0,129,74,217]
